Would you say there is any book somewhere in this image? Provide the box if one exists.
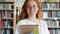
[56,11,60,17]
[1,29,10,34]
[0,29,2,34]
[52,11,56,18]
[46,20,51,27]
[8,20,13,27]
[3,20,7,27]
[57,29,60,34]
[0,11,2,19]
[3,4,9,9]
[0,0,3,2]
[20,25,38,34]
[49,3,57,9]
[43,11,48,18]
[2,11,5,19]
[11,4,14,9]
[50,20,55,27]
[5,0,9,2]
[0,20,3,28]
[0,3,3,9]
[42,3,48,8]
[59,20,60,26]
[44,0,49,2]
[48,11,52,18]
[9,4,12,9]
[7,29,10,34]
[59,3,60,8]
[9,0,14,2]
[7,11,13,18]
[4,11,7,19]
[56,3,59,8]
[55,20,59,27]
[49,29,53,34]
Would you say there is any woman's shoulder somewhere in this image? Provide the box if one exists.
[16,19,28,26]
[38,20,46,24]
[39,20,46,22]
[38,20,48,27]
[18,19,27,23]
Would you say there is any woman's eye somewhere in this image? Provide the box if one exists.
[26,5,37,9]
[26,6,30,9]
[33,5,37,8]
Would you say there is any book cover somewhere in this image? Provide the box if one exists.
[20,25,38,34]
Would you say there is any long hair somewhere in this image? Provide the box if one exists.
[19,0,42,20]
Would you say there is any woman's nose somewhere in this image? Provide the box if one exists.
[30,7,34,10]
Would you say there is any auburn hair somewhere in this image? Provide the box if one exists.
[19,0,42,20]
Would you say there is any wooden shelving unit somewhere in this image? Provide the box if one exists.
[0,0,16,34]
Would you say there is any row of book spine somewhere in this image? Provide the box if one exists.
[42,11,60,18]
[49,29,60,34]
[0,20,13,28]
[0,3,14,9]
[0,0,14,2]
[42,0,60,2]
[45,19,60,27]
[0,11,13,19]
[0,29,13,34]
[42,3,60,9]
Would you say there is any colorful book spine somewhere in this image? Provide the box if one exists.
[0,20,3,28]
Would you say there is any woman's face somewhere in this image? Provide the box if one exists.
[26,1,38,17]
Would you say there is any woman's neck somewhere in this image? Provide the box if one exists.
[28,16,38,22]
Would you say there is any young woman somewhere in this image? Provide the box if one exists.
[15,0,50,34]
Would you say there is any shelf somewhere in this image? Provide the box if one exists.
[42,8,60,10]
[2,18,13,20]
[43,18,60,20]
[0,1,14,4]
[0,9,14,11]
[48,26,60,29]
[42,1,60,3]
[0,27,13,29]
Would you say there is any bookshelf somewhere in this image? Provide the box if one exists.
[42,0,60,34]
[0,0,15,34]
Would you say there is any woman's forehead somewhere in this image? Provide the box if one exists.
[26,0,37,6]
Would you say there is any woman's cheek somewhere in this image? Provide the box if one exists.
[34,8,38,13]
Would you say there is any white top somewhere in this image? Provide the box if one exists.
[15,19,50,34]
